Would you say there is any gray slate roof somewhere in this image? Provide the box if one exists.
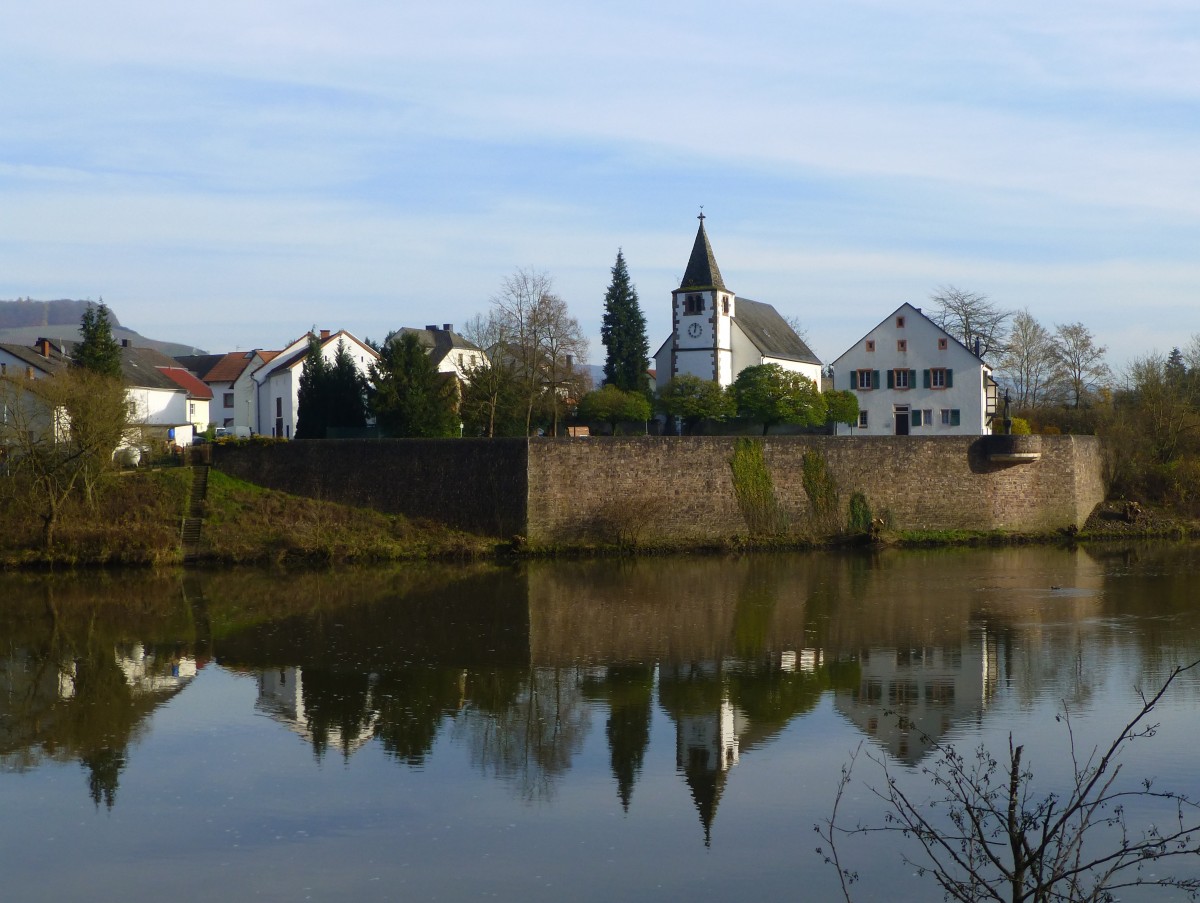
[0,340,71,376]
[398,326,483,367]
[679,220,726,291]
[734,298,822,365]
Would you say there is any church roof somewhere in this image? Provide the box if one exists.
[679,218,726,292]
[734,298,822,366]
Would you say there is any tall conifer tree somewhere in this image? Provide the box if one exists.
[600,250,650,393]
[73,301,122,378]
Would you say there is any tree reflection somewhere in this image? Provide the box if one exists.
[455,667,591,801]
[0,580,200,809]
[583,665,654,811]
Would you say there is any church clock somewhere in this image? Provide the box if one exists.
[687,322,702,338]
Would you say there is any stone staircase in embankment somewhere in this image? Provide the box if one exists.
[181,465,208,564]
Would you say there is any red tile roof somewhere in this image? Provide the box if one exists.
[203,351,260,383]
[156,366,214,399]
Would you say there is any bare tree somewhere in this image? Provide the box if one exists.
[460,311,520,437]
[999,309,1057,409]
[1053,322,1110,408]
[0,369,130,548]
[490,269,588,435]
[930,286,1012,360]
[818,660,1200,902]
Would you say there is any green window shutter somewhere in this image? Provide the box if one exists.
[872,370,880,390]
[951,409,960,426]
[946,368,954,388]
[886,369,895,389]
[923,369,931,389]
[911,409,921,426]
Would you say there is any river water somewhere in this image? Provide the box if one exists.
[3,544,1200,901]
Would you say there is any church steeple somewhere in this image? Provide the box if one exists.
[679,212,726,292]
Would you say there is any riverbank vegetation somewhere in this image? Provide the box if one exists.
[0,467,495,568]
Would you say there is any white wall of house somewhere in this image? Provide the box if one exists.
[831,302,994,436]
[438,348,486,381]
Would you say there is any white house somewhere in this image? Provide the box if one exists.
[250,329,378,439]
[653,216,822,393]
[397,324,487,380]
[179,349,277,436]
[831,302,999,436]
[0,338,204,447]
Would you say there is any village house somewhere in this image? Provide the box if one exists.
[397,324,487,380]
[248,329,378,439]
[653,216,822,393]
[1,337,209,447]
[831,302,999,436]
[178,349,278,436]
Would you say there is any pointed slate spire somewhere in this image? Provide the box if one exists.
[679,212,726,291]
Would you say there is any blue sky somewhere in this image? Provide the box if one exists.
[3,0,1199,371]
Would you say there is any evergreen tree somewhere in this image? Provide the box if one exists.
[72,301,122,378]
[370,332,460,438]
[294,336,331,439]
[295,337,369,439]
[600,250,650,393]
[327,339,369,434]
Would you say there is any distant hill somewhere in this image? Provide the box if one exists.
[0,299,206,359]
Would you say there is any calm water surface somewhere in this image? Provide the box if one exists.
[3,545,1200,901]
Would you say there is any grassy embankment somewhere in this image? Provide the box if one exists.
[0,467,496,568]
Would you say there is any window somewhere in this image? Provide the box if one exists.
[223,392,234,408]
[938,338,948,350]
[890,368,910,389]
[941,409,961,426]
[923,408,932,425]
[722,296,730,314]
[684,293,705,314]
[188,402,195,420]
[927,367,951,389]
[897,339,907,353]
[856,369,877,390]
[865,339,875,352]
[896,316,906,328]
[858,410,869,429]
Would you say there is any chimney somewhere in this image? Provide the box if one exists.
[38,339,51,358]
[443,323,453,332]
[425,325,438,332]
[974,337,981,357]
[319,329,330,341]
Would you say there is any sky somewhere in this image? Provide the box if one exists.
[3,0,1200,373]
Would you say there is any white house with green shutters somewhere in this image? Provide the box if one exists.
[831,302,998,436]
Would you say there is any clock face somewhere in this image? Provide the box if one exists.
[687,322,702,339]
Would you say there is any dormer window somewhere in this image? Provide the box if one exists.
[684,293,705,315]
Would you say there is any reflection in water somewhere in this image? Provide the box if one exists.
[4,543,1200,851]
[0,577,203,808]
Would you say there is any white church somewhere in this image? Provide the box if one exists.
[653,215,822,393]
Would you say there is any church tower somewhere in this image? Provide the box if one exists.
[671,214,736,385]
